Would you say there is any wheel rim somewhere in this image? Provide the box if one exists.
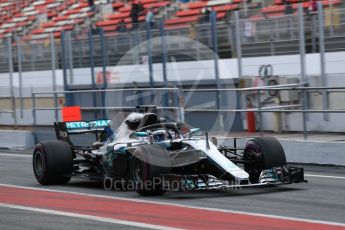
[244,142,261,161]
[34,151,44,176]
[244,142,263,182]
[132,157,144,183]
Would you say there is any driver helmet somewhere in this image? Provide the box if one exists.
[151,130,167,142]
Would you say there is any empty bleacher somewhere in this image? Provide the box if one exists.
[0,0,35,39]
[96,0,170,34]
[0,0,343,40]
[251,0,342,20]
[0,0,344,73]
[165,0,241,29]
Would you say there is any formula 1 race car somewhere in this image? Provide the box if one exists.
[33,105,306,196]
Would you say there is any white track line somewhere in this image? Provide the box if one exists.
[0,183,344,227]
[305,174,345,180]
[216,136,345,143]
[0,153,31,158]
[0,203,181,230]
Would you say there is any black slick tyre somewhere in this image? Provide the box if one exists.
[130,145,171,196]
[243,137,286,183]
[33,140,73,185]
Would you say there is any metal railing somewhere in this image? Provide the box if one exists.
[31,87,184,126]
[30,83,345,140]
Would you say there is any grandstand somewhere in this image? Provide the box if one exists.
[0,0,344,72]
[0,1,342,40]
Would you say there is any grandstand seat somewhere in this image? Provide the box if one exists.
[262,0,341,15]
[166,0,238,29]
[251,0,342,22]
[261,5,285,14]
[25,0,103,40]
[0,0,342,40]
[165,16,200,26]
[96,0,169,33]
[0,0,36,38]
[188,2,208,9]
[176,9,201,17]
[112,2,124,9]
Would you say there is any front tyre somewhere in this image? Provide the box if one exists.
[33,141,73,185]
[130,146,171,196]
[243,137,286,183]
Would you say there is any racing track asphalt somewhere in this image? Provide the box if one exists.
[0,151,344,229]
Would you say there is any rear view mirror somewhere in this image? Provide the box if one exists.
[186,128,202,139]
[211,137,218,145]
[190,128,201,134]
[134,132,148,137]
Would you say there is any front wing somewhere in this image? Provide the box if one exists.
[160,165,306,191]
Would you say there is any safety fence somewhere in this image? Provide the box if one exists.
[31,83,345,140]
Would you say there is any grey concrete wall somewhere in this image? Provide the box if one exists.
[0,130,35,150]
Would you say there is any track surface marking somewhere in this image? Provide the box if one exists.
[0,184,344,230]
[0,203,180,230]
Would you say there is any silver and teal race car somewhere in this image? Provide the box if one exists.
[33,105,306,196]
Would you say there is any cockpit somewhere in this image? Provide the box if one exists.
[151,130,167,142]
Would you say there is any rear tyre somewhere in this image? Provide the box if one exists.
[33,140,73,185]
[130,146,171,196]
[243,137,286,183]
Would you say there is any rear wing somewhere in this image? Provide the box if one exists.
[54,120,112,144]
